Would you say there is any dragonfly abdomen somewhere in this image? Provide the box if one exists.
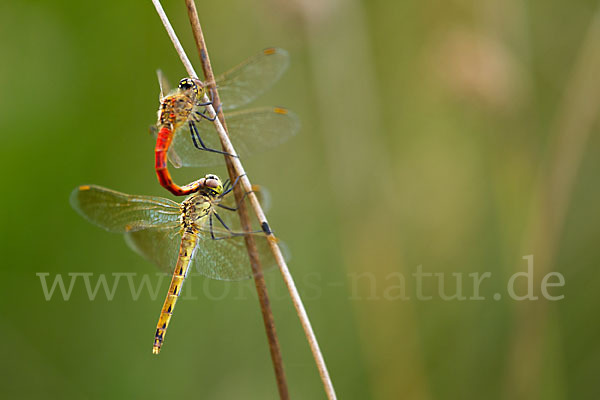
[154,126,173,169]
[152,231,198,354]
[155,126,201,196]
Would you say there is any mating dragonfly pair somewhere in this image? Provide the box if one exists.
[71,48,297,354]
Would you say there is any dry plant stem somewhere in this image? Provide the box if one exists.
[151,1,337,399]
[202,105,338,400]
[152,1,287,397]
[184,1,289,399]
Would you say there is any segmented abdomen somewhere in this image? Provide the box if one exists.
[155,126,200,196]
[152,230,198,354]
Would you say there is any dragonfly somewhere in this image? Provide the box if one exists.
[70,174,282,354]
[154,47,300,196]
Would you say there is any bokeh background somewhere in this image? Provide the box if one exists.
[1,0,599,398]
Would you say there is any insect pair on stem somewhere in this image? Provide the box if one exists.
[72,47,294,354]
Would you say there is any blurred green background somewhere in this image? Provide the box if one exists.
[1,0,599,398]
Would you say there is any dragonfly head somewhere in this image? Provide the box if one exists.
[200,174,223,197]
[178,78,204,98]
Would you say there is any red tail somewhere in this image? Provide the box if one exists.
[155,126,201,196]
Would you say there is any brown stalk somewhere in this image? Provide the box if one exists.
[184,1,289,399]
[151,1,337,398]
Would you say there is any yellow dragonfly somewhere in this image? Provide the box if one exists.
[70,174,281,354]
[153,48,300,195]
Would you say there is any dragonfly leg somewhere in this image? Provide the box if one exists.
[209,211,263,240]
[209,213,216,240]
[189,121,201,149]
[222,178,231,192]
[210,234,250,241]
[216,204,237,212]
[208,213,235,240]
[188,121,237,157]
[209,231,264,240]
[206,87,221,108]
[194,110,216,121]
[216,190,254,212]
[221,174,246,196]
[213,211,233,233]
[217,178,256,212]
[194,102,222,122]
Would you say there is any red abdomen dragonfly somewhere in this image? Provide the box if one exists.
[153,48,299,196]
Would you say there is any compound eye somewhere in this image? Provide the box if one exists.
[178,78,194,90]
[204,174,220,189]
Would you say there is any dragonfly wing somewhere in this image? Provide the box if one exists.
[125,225,182,274]
[167,146,183,169]
[224,107,299,158]
[70,185,180,233]
[169,107,299,167]
[192,229,288,281]
[156,69,172,99]
[215,48,289,111]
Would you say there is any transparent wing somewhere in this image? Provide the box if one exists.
[127,211,290,281]
[125,225,182,274]
[70,185,180,233]
[156,69,172,99]
[215,48,289,111]
[169,107,299,167]
[192,230,288,281]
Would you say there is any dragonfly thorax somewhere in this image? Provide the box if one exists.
[179,194,212,231]
[158,95,195,128]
